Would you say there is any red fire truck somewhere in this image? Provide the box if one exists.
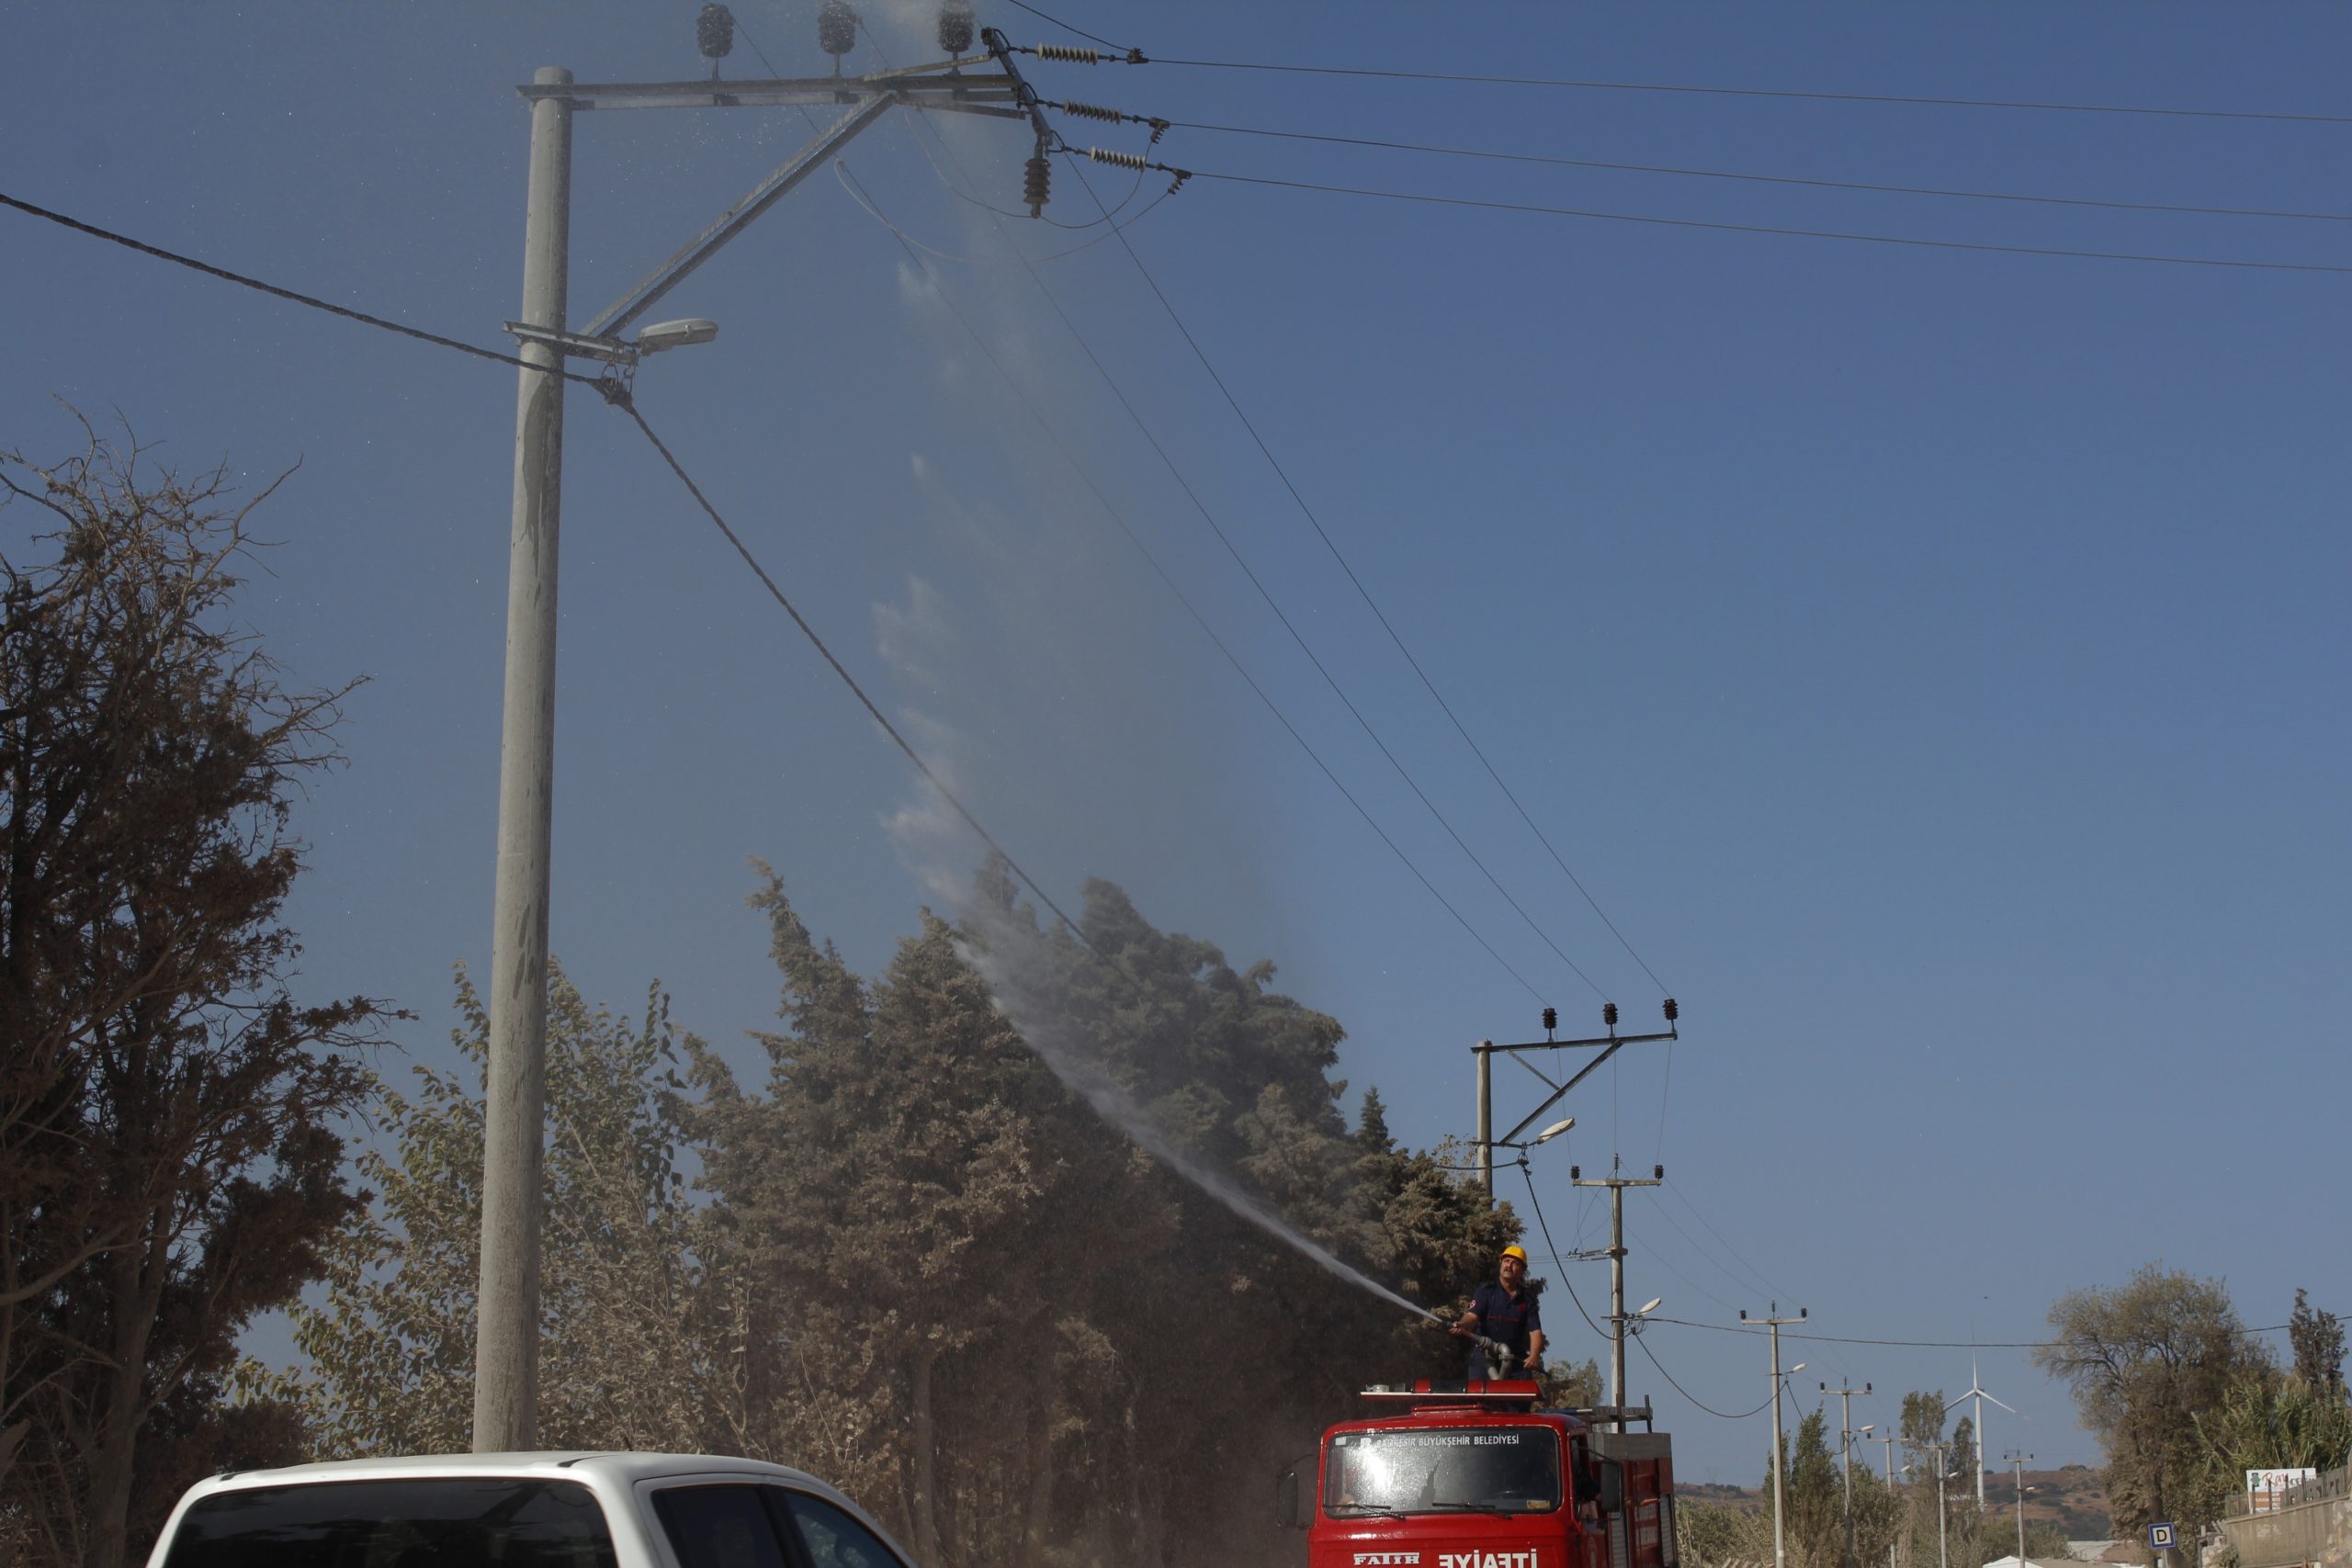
[1278,1380,1679,1568]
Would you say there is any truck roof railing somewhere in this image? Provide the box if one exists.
[1360,1379,1544,1410]
[1565,1404,1656,1431]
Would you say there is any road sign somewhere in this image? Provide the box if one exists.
[2149,1523,2177,1550]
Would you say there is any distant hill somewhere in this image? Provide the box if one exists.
[1674,1466,2109,1539]
[1990,1463,2111,1540]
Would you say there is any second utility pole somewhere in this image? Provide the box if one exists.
[1747,1303,1807,1568]
[1576,1160,1661,1431]
[1825,1379,1872,1568]
[2007,1450,2035,1563]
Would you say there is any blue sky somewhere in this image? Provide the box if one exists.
[5,2,2346,1485]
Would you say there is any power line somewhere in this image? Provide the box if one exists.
[1624,1211,1747,1318]
[1180,169,2352,276]
[1519,1163,1611,1342]
[1026,153,1609,1003]
[1649,1315,2296,1349]
[1523,1166,1774,1421]
[1000,0,1131,54]
[834,153,1173,263]
[1158,119,2350,223]
[0,179,1102,964]
[1134,59,2352,127]
[1661,1181,1796,1303]
[0,191,605,384]
[1634,1331,1778,1421]
[1064,153,1674,998]
[613,394,1097,953]
[833,160,1550,1003]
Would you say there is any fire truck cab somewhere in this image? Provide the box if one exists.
[1278,1380,1679,1568]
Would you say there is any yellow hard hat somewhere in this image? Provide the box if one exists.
[1499,1245,1529,1263]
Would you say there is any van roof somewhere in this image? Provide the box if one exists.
[193,1451,824,1491]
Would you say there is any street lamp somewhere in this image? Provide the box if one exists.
[635,317,718,354]
[1496,1117,1576,1154]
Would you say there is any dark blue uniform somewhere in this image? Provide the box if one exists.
[1465,1281,1543,1375]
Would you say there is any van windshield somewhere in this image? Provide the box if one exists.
[1324,1427,1562,1517]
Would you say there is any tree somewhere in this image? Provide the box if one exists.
[287,964,714,1458]
[1948,1416,1977,1507]
[0,426,385,1568]
[1770,1406,1844,1568]
[686,868,1167,1568]
[1899,1388,1949,1479]
[2193,1363,2352,1498]
[2034,1267,2270,1562]
[2287,1289,2343,1397]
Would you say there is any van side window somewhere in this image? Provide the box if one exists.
[776,1491,907,1568]
[651,1484,796,1568]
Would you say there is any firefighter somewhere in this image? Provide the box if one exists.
[1453,1243,1545,1378]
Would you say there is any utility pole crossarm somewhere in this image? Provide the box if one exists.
[1495,1031,1672,1147]
[516,65,1021,114]
[580,92,896,339]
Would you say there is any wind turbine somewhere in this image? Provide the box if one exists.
[1944,1356,2019,1505]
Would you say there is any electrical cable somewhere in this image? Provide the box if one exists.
[1518,1162,1611,1342]
[1159,118,2352,223]
[1180,170,2352,276]
[1633,1333,1778,1421]
[1039,165,1610,1005]
[1648,1316,2296,1348]
[1064,152,1669,999]
[1134,59,2352,126]
[1660,1181,1795,1303]
[1644,1188,1782,1309]
[1000,0,1132,54]
[612,393,1099,955]
[903,114,1153,231]
[832,159,1549,1003]
[1521,1162,1771,1420]
[1622,1213,1746,1317]
[891,107,1581,1003]
[834,156,1173,262]
[0,191,605,385]
[0,171,1106,972]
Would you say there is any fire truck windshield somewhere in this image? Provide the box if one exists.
[1323,1427,1562,1517]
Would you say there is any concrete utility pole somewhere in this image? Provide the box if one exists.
[1476,1043,1494,1193]
[475,63,573,1455]
[470,14,1027,1451]
[1825,1380,1873,1568]
[1747,1303,1807,1568]
[1577,1161,1663,1431]
[2007,1451,2034,1563]
[1932,1441,1954,1568]
[1471,1001,1677,1203]
[1882,1435,1902,1568]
